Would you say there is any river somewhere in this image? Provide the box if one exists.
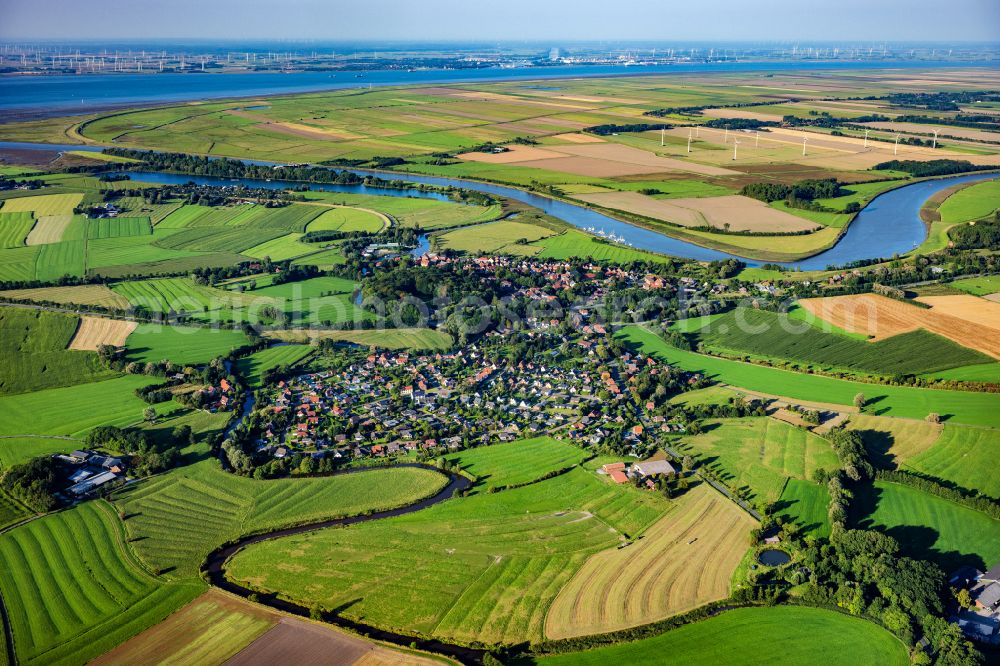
[114,167,999,269]
[202,464,480,663]
[1,59,989,116]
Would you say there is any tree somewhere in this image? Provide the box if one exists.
[926,412,941,423]
[853,392,866,410]
[143,407,156,422]
[956,587,973,609]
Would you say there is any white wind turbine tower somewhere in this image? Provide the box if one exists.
[732,138,740,161]
[755,131,760,148]
[687,128,692,153]
[932,130,939,149]
[863,128,870,148]
[802,136,809,156]
[894,133,900,155]
[661,127,665,147]
[723,124,730,143]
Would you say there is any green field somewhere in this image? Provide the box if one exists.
[924,361,1000,382]
[35,240,85,280]
[674,418,839,503]
[0,500,202,666]
[533,606,908,666]
[533,229,674,264]
[0,307,115,395]
[243,233,317,262]
[777,478,831,537]
[618,325,1000,427]
[0,193,83,217]
[125,324,250,365]
[86,217,152,240]
[226,468,667,644]
[685,308,990,376]
[0,212,35,248]
[436,219,554,254]
[307,206,384,232]
[234,344,313,387]
[937,179,1000,223]
[443,437,589,491]
[0,487,31,530]
[852,481,1000,572]
[300,192,502,230]
[0,436,75,469]
[113,460,450,578]
[111,277,274,316]
[0,375,168,438]
[948,274,1000,296]
[904,426,1000,499]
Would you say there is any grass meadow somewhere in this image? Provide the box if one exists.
[111,461,449,579]
[442,437,589,491]
[226,468,668,645]
[0,500,203,666]
[685,308,990,376]
[533,229,674,263]
[777,478,832,538]
[0,212,36,248]
[852,481,1000,572]
[937,179,1000,223]
[534,606,908,666]
[0,307,115,395]
[234,345,314,387]
[125,324,250,365]
[674,417,839,503]
[0,375,170,438]
[617,325,1000,427]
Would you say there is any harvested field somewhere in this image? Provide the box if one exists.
[799,294,1000,359]
[67,316,137,351]
[510,155,663,177]
[573,192,818,232]
[551,132,606,143]
[458,144,568,163]
[544,484,753,639]
[0,284,129,308]
[915,295,1000,332]
[551,143,741,176]
[24,214,73,245]
[847,414,944,467]
[0,192,83,216]
[701,108,784,122]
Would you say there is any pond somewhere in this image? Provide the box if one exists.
[758,549,792,566]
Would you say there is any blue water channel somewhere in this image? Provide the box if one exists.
[118,168,999,270]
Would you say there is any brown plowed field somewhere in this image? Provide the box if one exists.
[799,294,1000,359]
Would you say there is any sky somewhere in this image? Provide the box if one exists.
[1,0,998,42]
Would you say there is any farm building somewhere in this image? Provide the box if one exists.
[608,470,629,484]
[633,459,677,477]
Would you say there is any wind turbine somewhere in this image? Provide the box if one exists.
[724,124,730,143]
[894,133,900,155]
[932,130,939,149]
[755,131,760,148]
[732,139,740,161]
[863,128,870,149]
[687,128,692,153]
[802,136,809,156]
[661,127,665,147]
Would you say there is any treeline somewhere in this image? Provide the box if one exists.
[949,215,1000,250]
[894,113,1000,132]
[86,424,194,477]
[741,178,846,203]
[873,159,999,177]
[703,118,778,130]
[1,457,60,512]
[885,90,999,111]
[642,98,795,118]
[583,122,671,135]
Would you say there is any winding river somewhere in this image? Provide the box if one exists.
[2,141,996,268]
[201,464,481,663]
[119,168,999,270]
